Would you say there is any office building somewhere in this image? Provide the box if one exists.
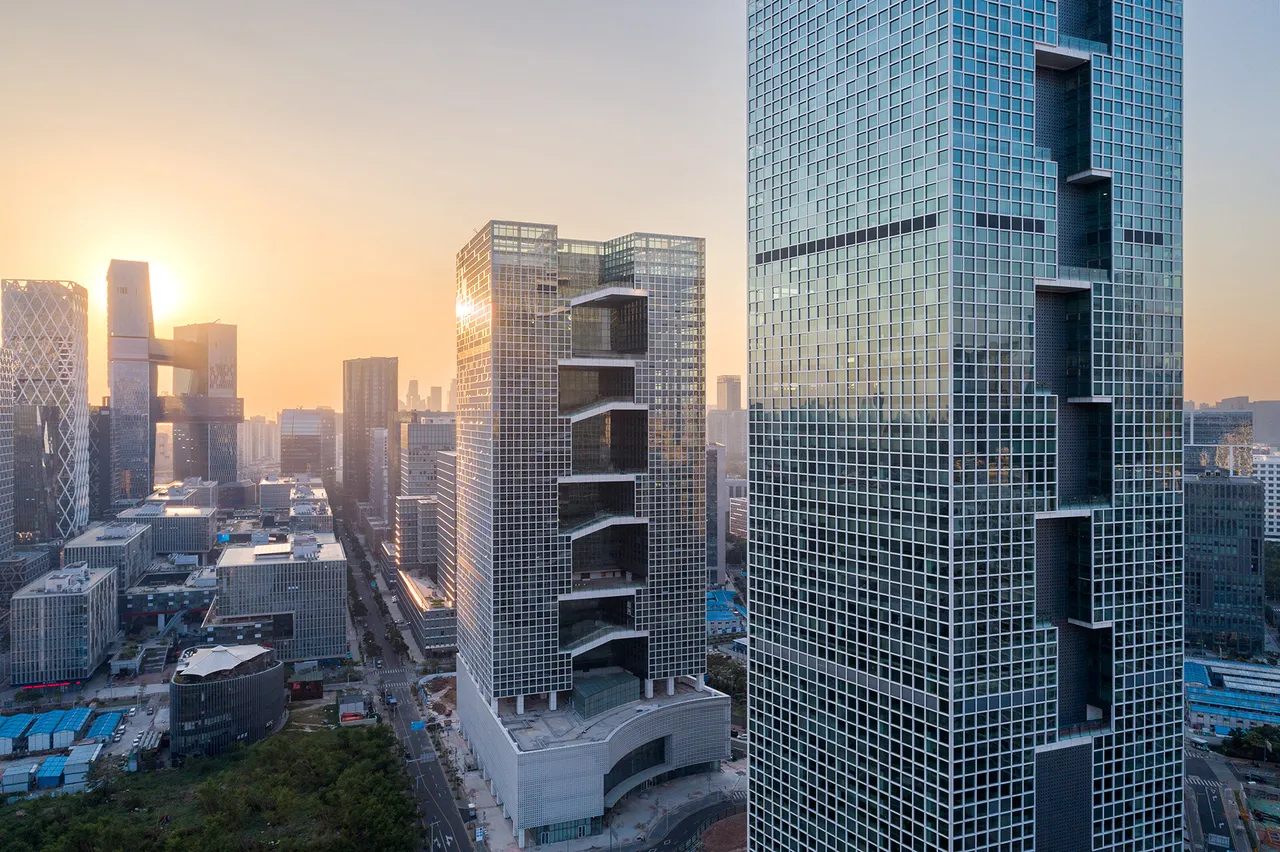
[448,378,457,412]
[368,426,389,520]
[727,496,748,540]
[0,349,15,562]
[342,357,398,505]
[436,450,457,601]
[1185,472,1265,655]
[1,280,91,540]
[238,415,280,478]
[212,532,348,662]
[429,386,443,412]
[1185,409,1253,476]
[147,478,218,508]
[454,221,728,847]
[715,375,742,412]
[706,444,727,587]
[106,261,243,502]
[10,563,118,687]
[405,379,426,411]
[117,503,217,558]
[279,407,337,482]
[257,474,318,511]
[62,521,154,590]
[747,4,1184,850]
[1255,453,1280,541]
[87,403,111,521]
[394,495,439,574]
[121,566,217,624]
[169,644,285,758]
[397,573,456,652]
[172,322,240,484]
[399,413,456,499]
[289,498,333,533]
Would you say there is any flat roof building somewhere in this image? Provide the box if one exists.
[1186,472,1266,654]
[62,521,154,589]
[117,503,218,558]
[11,563,118,687]
[214,533,348,662]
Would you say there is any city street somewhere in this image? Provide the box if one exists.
[342,526,471,851]
[1184,744,1253,852]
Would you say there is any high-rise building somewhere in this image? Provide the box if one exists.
[715,375,742,412]
[367,426,389,523]
[172,322,240,484]
[436,450,457,602]
[341,357,397,505]
[237,415,280,474]
[706,443,727,587]
[448,378,457,412]
[405,379,426,411]
[429,385,443,411]
[453,221,728,847]
[747,4,1184,851]
[87,403,111,521]
[1185,409,1253,476]
[279,408,338,481]
[399,413,456,498]
[1185,472,1265,655]
[106,261,242,502]
[0,349,16,561]
[1,280,90,540]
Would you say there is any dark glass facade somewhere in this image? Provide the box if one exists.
[169,648,286,758]
[1185,473,1265,654]
[342,358,398,504]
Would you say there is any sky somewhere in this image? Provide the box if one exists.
[0,1,1275,416]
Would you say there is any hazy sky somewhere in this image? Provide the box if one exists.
[0,1,1274,415]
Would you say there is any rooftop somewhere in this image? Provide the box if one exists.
[63,522,149,548]
[501,674,723,752]
[218,532,345,567]
[175,644,273,680]
[14,563,114,598]
[120,504,217,519]
[125,567,217,594]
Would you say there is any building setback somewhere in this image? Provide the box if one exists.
[747,3,1184,850]
[1185,472,1265,654]
[453,221,728,847]
[11,563,118,687]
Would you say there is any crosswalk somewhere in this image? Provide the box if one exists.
[1186,774,1225,789]
[728,790,748,803]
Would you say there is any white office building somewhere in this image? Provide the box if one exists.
[11,563,118,686]
[62,521,154,589]
[454,222,729,847]
[117,504,218,557]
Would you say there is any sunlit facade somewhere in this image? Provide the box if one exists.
[747,2,1183,850]
[1,280,90,540]
[454,221,728,847]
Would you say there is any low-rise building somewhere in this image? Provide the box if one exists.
[398,571,457,652]
[1255,453,1280,541]
[117,504,218,558]
[1186,659,1280,736]
[706,590,746,637]
[11,563,118,687]
[214,533,348,662]
[147,478,218,508]
[1186,472,1266,654]
[121,567,218,622]
[170,644,285,758]
[62,522,154,589]
[289,500,333,533]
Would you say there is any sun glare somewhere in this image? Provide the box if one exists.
[147,262,184,322]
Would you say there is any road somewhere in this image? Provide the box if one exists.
[341,524,471,851]
[1184,744,1253,852]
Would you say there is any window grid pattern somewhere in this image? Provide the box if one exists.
[747,2,1182,850]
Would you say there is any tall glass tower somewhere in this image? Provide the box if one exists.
[747,3,1183,851]
[1,280,90,539]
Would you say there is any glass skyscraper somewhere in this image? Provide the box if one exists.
[747,3,1183,851]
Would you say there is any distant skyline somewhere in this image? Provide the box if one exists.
[0,1,1275,415]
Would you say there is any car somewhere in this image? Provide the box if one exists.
[375,659,384,669]
[128,707,137,716]
[146,707,155,715]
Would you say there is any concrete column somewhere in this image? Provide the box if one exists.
[490,698,498,714]
[645,679,654,699]
[516,694,524,715]
[548,691,557,711]
[696,673,707,692]
[157,613,166,631]
[518,829,527,849]
[666,677,675,696]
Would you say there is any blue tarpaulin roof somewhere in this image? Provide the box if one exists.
[86,713,121,739]
[28,710,66,735]
[0,714,36,740]
[54,707,92,733]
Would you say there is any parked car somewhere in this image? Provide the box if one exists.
[147,707,155,715]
